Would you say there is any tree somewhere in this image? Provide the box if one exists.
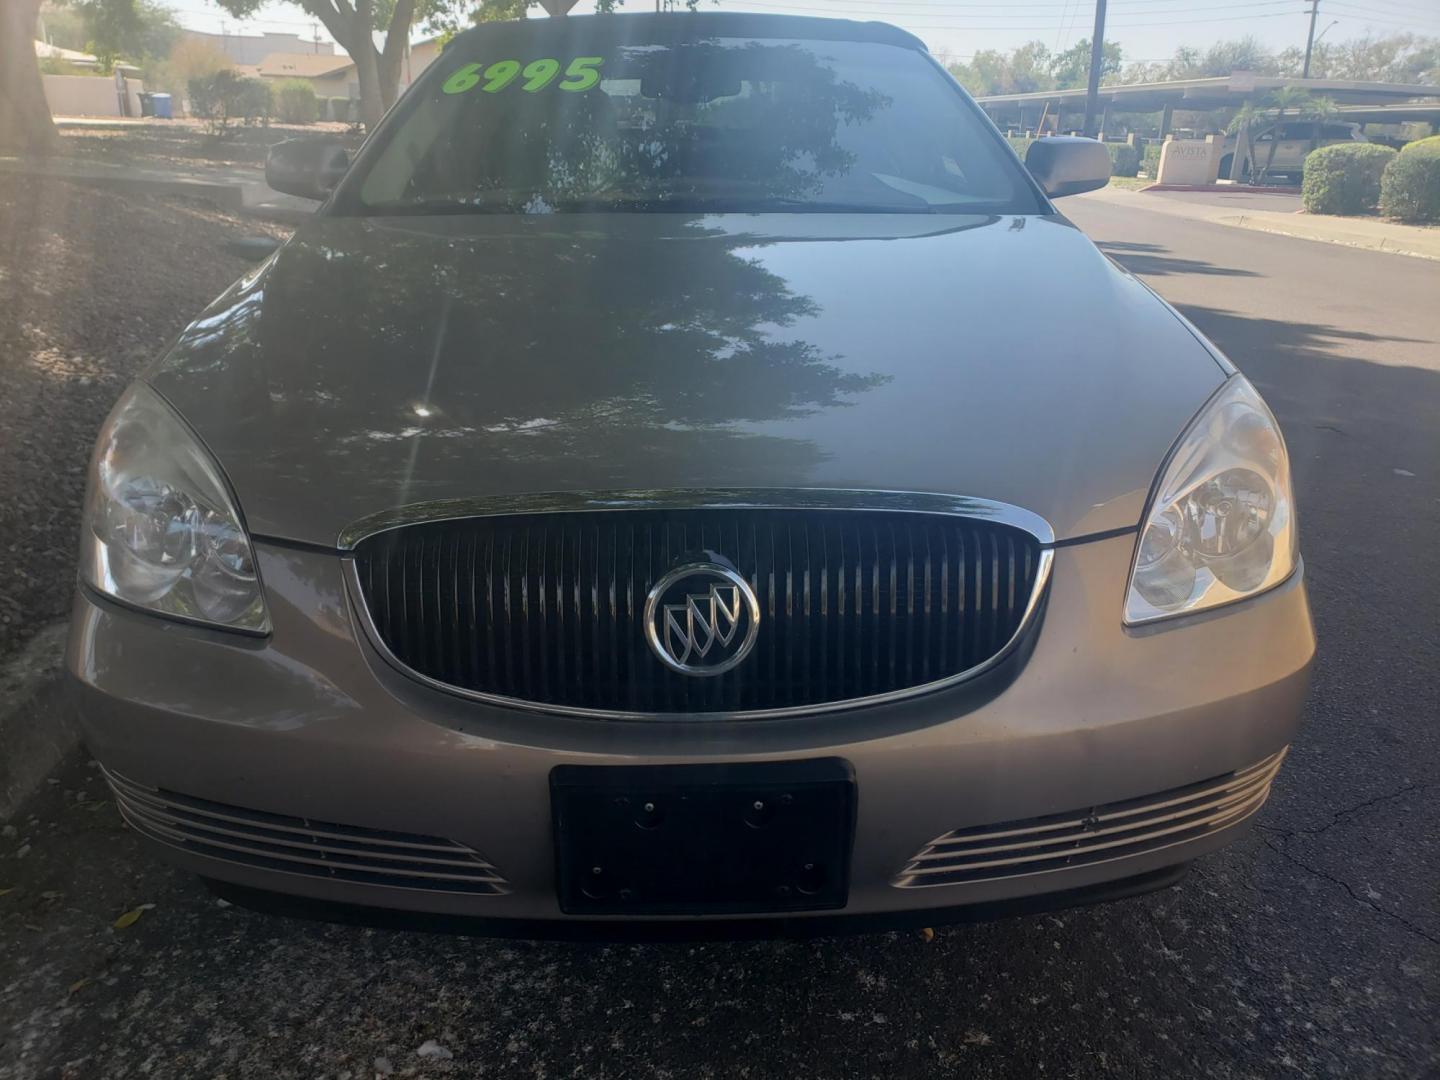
[1050,38,1121,90]
[1256,85,1312,182]
[81,0,179,71]
[1,0,63,152]
[1122,33,1438,86]
[1225,87,1333,183]
[946,38,1120,97]
[36,3,88,50]
[1281,33,1439,83]
[212,0,430,131]
[2,0,176,152]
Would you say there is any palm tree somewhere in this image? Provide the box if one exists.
[1306,95,1340,153]
[1226,88,1325,185]
[1257,86,1317,184]
[1225,101,1266,182]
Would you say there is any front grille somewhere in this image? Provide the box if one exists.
[104,767,508,895]
[352,509,1045,715]
[893,750,1287,888]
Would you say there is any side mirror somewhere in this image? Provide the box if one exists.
[223,236,283,262]
[265,138,350,201]
[1024,136,1112,199]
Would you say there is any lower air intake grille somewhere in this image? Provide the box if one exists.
[104,767,508,895]
[351,509,1045,715]
[893,750,1287,888]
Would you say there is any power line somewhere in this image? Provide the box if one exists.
[722,0,1298,13]
[725,2,1307,31]
[1053,0,1078,52]
[1342,0,1440,16]
[1324,2,1440,29]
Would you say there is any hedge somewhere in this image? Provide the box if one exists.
[1106,142,1140,178]
[329,97,353,123]
[187,71,270,133]
[1141,143,1162,177]
[274,78,319,124]
[1005,135,1035,161]
[1301,143,1397,216]
[1380,142,1440,224]
[1401,134,1440,153]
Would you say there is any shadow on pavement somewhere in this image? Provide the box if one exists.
[1097,240,1262,278]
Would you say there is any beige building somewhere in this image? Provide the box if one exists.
[238,37,443,110]
[399,38,443,90]
[249,52,358,99]
[181,29,334,67]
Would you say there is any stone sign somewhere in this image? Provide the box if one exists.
[1156,136,1221,186]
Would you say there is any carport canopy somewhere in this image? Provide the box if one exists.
[976,74,1440,132]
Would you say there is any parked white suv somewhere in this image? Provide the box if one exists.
[1221,121,1366,181]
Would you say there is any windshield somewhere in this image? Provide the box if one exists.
[340,34,1042,215]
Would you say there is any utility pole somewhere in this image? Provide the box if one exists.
[1302,0,1320,78]
[311,21,321,54]
[1081,0,1107,139]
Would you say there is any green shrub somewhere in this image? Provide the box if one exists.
[1400,133,1440,153]
[1302,143,1397,216]
[1005,135,1035,161]
[1141,143,1162,177]
[188,70,244,134]
[235,77,271,127]
[1380,143,1440,223]
[329,96,353,123]
[274,78,319,124]
[1106,142,1140,178]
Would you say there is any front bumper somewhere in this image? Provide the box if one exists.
[67,532,1314,928]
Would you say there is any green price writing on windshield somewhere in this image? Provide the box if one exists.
[443,57,604,95]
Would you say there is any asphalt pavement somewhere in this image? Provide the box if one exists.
[1,199,1437,1080]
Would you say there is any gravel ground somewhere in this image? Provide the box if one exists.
[0,175,288,658]
[56,119,361,171]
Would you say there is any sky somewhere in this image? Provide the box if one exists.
[160,0,1440,66]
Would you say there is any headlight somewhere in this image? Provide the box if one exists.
[1126,376,1297,625]
[80,384,270,634]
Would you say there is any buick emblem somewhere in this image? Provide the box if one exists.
[644,562,760,676]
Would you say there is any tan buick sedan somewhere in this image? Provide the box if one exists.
[68,12,1313,935]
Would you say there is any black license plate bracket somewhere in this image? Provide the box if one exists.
[551,759,855,916]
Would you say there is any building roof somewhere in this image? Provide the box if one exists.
[1332,103,1440,126]
[34,40,99,65]
[975,74,1440,118]
[254,52,355,79]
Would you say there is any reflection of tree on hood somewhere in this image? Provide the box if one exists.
[159,214,891,488]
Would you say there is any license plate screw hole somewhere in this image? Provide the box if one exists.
[797,862,826,895]
[744,798,774,829]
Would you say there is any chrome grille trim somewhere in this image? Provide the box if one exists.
[103,767,509,895]
[893,749,1287,888]
[344,492,1054,720]
[337,489,1058,550]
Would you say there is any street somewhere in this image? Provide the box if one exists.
[2,196,1437,1080]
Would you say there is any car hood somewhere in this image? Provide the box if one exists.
[149,211,1224,547]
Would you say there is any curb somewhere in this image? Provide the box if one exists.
[0,622,78,823]
[1217,213,1440,262]
[1141,183,1301,195]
